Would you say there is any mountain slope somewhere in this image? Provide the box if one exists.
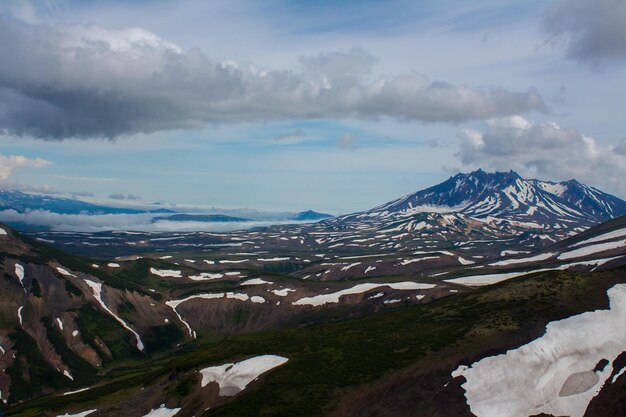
[340,170,626,229]
[0,224,187,404]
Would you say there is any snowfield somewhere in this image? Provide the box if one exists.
[571,227,626,247]
[489,252,556,266]
[56,410,97,417]
[241,278,273,286]
[140,405,182,417]
[452,283,626,417]
[444,271,549,286]
[149,267,182,278]
[188,272,223,281]
[558,240,626,260]
[56,267,76,277]
[292,282,436,306]
[200,355,288,396]
[15,263,25,291]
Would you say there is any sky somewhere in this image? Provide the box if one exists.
[0,0,625,214]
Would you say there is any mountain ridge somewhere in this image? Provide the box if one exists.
[337,169,626,229]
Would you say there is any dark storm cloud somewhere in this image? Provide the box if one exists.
[0,20,546,140]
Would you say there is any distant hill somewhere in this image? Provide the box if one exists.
[289,210,333,221]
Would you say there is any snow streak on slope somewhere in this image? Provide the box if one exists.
[571,227,626,247]
[558,240,626,260]
[453,284,626,417]
[167,292,267,338]
[84,280,145,351]
[292,282,435,306]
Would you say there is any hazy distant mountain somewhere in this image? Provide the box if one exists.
[0,190,174,215]
[289,210,333,221]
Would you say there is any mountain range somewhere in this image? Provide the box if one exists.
[0,190,333,231]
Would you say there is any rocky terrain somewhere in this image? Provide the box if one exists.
[1,171,626,416]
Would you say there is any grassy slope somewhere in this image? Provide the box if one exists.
[6,265,626,416]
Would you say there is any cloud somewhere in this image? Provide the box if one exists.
[0,153,51,180]
[107,193,139,200]
[0,209,313,232]
[70,191,94,198]
[456,115,626,195]
[52,174,121,183]
[336,133,358,150]
[272,129,308,145]
[543,0,626,64]
[0,182,62,194]
[614,139,626,156]
[0,20,546,140]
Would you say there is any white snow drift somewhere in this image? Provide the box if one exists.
[200,355,288,396]
[149,267,182,278]
[452,283,626,417]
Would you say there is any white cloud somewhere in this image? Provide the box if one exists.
[0,153,51,181]
[456,116,626,195]
[0,20,545,140]
[0,209,309,232]
[272,129,309,145]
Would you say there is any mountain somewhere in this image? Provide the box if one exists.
[289,210,333,221]
[152,214,251,223]
[0,190,175,215]
[340,170,626,229]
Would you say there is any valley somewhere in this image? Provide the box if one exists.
[1,171,626,416]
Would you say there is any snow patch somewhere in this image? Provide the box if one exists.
[271,288,295,297]
[14,263,26,291]
[143,404,181,417]
[149,267,182,278]
[188,272,223,281]
[63,387,91,396]
[56,410,97,417]
[558,240,626,260]
[293,282,436,306]
[490,252,556,266]
[199,355,288,396]
[241,278,273,286]
[453,284,626,417]
[57,267,76,277]
[141,405,182,417]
